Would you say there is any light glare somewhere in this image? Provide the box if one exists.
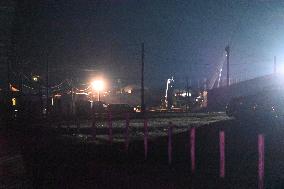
[91,80,105,91]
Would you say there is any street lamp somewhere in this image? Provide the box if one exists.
[32,75,43,117]
[32,76,39,82]
[91,79,105,101]
[225,45,230,87]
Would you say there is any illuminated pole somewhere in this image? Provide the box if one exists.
[258,134,265,189]
[225,46,230,87]
[91,79,104,102]
[190,127,196,173]
[168,122,173,165]
[219,131,225,178]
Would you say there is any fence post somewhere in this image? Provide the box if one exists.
[258,134,265,189]
[92,116,97,140]
[108,111,113,144]
[219,131,225,178]
[76,118,80,134]
[66,120,70,133]
[168,122,173,165]
[57,120,61,129]
[144,118,148,160]
[125,113,130,152]
[190,127,196,174]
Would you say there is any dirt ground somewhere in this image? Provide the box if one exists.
[1,113,284,188]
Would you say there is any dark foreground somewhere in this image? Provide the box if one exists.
[1,116,284,188]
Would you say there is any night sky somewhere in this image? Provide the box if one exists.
[12,0,284,88]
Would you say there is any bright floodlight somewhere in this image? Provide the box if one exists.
[91,80,104,91]
[32,76,38,82]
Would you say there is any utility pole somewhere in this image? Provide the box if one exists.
[274,56,277,74]
[17,55,24,93]
[225,46,230,87]
[141,42,145,113]
[7,59,10,92]
[39,80,43,118]
[19,72,23,92]
[71,79,74,116]
[186,77,190,112]
[46,51,49,117]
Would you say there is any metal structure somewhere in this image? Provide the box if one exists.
[208,45,231,90]
[165,77,174,109]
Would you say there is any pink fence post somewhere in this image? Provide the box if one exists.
[219,131,225,178]
[125,113,130,152]
[144,118,148,160]
[108,111,113,144]
[258,134,265,189]
[168,122,173,165]
[190,127,196,174]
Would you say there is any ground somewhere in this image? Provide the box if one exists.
[1,112,284,188]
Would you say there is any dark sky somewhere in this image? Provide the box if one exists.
[14,0,284,88]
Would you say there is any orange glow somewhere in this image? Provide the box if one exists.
[91,79,105,91]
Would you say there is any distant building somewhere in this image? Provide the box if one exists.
[207,74,284,111]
